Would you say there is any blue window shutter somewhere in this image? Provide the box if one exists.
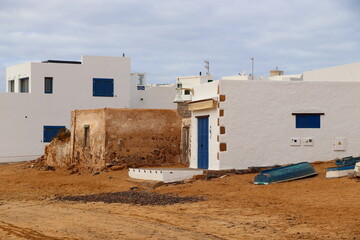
[43,126,66,142]
[295,114,321,128]
[93,78,114,97]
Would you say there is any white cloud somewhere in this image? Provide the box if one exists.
[0,0,359,90]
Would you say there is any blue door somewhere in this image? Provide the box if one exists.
[198,117,209,169]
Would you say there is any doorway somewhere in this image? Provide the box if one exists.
[197,116,209,169]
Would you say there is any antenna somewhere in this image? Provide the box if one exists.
[250,58,254,80]
[204,60,210,76]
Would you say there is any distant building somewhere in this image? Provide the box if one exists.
[0,55,176,162]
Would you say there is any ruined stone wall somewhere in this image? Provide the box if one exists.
[70,109,106,168]
[104,108,182,167]
[44,139,71,168]
[181,118,191,166]
[177,102,191,118]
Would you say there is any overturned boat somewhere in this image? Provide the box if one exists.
[326,165,355,178]
[335,156,360,167]
[254,162,317,185]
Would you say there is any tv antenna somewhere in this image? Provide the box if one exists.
[204,60,210,76]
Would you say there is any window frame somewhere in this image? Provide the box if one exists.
[92,78,114,97]
[9,80,14,92]
[292,113,324,129]
[19,77,29,93]
[44,77,53,94]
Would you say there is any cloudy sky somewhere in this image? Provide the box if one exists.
[0,0,359,91]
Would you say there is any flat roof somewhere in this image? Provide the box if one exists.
[41,60,82,64]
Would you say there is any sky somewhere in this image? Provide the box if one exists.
[0,0,359,91]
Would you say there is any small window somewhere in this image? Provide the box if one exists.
[294,114,323,128]
[138,74,145,85]
[93,78,114,97]
[43,126,66,142]
[20,77,29,93]
[84,125,90,147]
[44,77,53,94]
[208,79,213,82]
[184,89,191,95]
[9,80,14,92]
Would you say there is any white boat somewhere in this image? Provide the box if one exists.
[326,165,355,179]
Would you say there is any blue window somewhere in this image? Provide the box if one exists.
[294,114,323,128]
[43,126,66,142]
[93,78,114,97]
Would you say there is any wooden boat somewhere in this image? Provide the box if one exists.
[335,156,360,167]
[326,165,355,178]
[254,162,317,185]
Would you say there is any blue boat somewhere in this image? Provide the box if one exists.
[335,156,360,167]
[254,162,317,185]
[326,165,355,178]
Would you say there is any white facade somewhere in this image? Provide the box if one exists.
[175,75,214,102]
[0,56,176,162]
[189,80,360,170]
[303,62,360,82]
[130,73,176,109]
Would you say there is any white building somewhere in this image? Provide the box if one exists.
[0,55,176,162]
[303,62,360,82]
[130,73,177,109]
[186,62,360,170]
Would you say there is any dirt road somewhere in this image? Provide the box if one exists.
[0,161,359,239]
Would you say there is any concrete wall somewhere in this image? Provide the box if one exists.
[104,108,182,167]
[190,80,360,170]
[131,84,177,110]
[303,62,360,82]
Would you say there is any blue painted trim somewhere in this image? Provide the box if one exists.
[327,165,355,171]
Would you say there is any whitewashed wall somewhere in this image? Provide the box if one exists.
[189,81,219,169]
[190,80,360,170]
[131,84,177,110]
[303,62,360,82]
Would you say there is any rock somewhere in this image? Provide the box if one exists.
[110,165,125,171]
[44,166,55,171]
[192,174,207,180]
[129,186,139,191]
[93,172,100,176]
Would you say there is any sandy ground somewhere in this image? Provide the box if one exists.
[0,161,359,240]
